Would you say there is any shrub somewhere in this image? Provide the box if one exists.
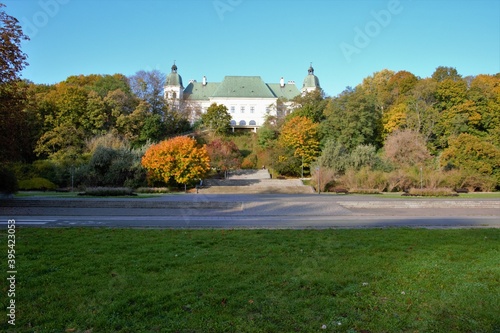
[18,177,57,191]
[79,187,136,196]
[405,188,457,197]
[135,187,170,194]
[310,167,337,192]
[349,189,383,194]
[0,167,18,194]
[339,168,387,192]
[241,155,257,169]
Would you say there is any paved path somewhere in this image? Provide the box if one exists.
[200,170,314,194]
[1,194,499,229]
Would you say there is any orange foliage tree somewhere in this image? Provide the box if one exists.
[141,136,210,187]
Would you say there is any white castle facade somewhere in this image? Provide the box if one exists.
[164,63,321,131]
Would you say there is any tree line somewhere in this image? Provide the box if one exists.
[1,4,499,193]
[260,68,500,192]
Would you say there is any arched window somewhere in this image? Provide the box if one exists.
[230,120,236,126]
[239,120,246,126]
[249,120,256,126]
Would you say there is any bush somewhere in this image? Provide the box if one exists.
[339,168,387,192]
[135,187,170,194]
[241,155,257,169]
[310,167,337,192]
[404,188,457,197]
[84,146,146,187]
[349,189,383,194]
[0,167,18,194]
[18,177,57,191]
[79,187,136,196]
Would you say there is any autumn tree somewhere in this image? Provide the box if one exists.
[206,139,241,178]
[440,133,500,188]
[279,116,320,170]
[141,136,210,188]
[384,130,431,167]
[201,103,232,135]
[0,4,30,162]
[431,66,462,83]
[0,3,29,84]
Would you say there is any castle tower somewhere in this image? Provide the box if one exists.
[301,63,321,95]
[164,62,184,108]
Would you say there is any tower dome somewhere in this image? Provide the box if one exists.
[302,63,320,94]
[164,61,184,107]
[166,62,183,88]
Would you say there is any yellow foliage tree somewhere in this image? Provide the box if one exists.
[279,116,320,167]
[141,136,210,186]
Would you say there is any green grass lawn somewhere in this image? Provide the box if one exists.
[1,228,499,332]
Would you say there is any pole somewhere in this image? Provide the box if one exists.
[420,166,423,189]
[301,155,304,179]
[316,167,320,194]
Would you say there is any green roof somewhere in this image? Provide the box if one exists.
[183,76,301,101]
[211,76,276,98]
[267,83,300,100]
[166,72,183,87]
[184,82,220,100]
[302,74,320,89]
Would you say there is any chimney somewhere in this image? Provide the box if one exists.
[280,77,285,88]
[202,76,207,86]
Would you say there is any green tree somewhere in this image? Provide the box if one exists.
[321,87,383,150]
[290,89,327,123]
[317,139,350,174]
[201,103,231,135]
[432,66,462,82]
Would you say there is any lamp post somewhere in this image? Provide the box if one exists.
[316,166,320,194]
[420,166,423,189]
[301,155,304,179]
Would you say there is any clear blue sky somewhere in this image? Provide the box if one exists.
[3,0,500,96]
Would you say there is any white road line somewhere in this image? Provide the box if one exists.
[0,220,55,225]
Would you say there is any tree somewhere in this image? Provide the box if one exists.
[206,139,241,177]
[317,139,350,174]
[321,87,383,150]
[201,103,232,135]
[129,70,166,115]
[141,136,210,187]
[290,89,327,123]
[431,66,462,82]
[279,116,320,169]
[440,133,500,187]
[0,5,30,162]
[0,3,29,84]
[384,130,431,167]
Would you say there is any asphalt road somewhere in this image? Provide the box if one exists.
[1,194,499,229]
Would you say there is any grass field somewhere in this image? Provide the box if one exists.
[1,228,499,332]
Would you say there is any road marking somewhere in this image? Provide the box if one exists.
[0,219,55,225]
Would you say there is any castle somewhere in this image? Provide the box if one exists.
[163,63,321,131]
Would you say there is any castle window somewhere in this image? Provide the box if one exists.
[250,106,255,114]
[240,106,245,113]
[230,106,235,113]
